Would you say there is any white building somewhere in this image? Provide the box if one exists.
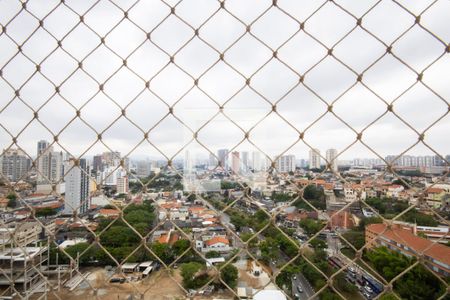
[98,166,127,186]
[231,151,240,174]
[309,149,321,170]
[241,151,249,173]
[117,176,129,194]
[37,146,63,184]
[217,149,229,169]
[136,160,152,178]
[326,148,338,172]
[63,158,90,215]
[0,148,30,182]
[276,155,296,173]
[196,236,231,253]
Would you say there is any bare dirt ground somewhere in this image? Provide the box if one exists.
[47,267,186,300]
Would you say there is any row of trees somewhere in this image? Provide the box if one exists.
[129,173,183,193]
[365,246,447,299]
[52,201,158,265]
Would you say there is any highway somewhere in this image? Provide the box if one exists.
[291,273,315,300]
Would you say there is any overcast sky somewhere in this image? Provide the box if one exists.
[0,0,449,162]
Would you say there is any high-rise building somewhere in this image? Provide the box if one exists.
[386,155,438,167]
[37,146,63,184]
[252,151,262,171]
[208,153,217,168]
[117,176,129,194]
[298,159,307,169]
[63,158,90,215]
[92,154,103,173]
[217,149,229,169]
[231,151,240,174]
[37,140,50,156]
[102,151,121,168]
[241,151,249,172]
[276,155,296,173]
[98,166,127,186]
[136,160,152,178]
[309,149,321,170]
[184,150,194,175]
[0,148,30,182]
[433,155,445,167]
[326,148,338,172]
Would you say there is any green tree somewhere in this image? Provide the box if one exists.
[100,226,140,247]
[6,193,17,208]
[379,294,398,300]
[172,239,190,257]
[220,264,238,289]
[310,238,327,249]
[334,272,357,294]
[151,242,174,264]
[205,251,221,258]
[365,247,411,281]
[394,264,446,300]
[35,207,57,217]
[299,219,323,235]
[124,210,155,230]
[180,262,208,289]
[65,242,97,265]
[320,289,341,300]
[358,216,383,231]
[341,230,365,249]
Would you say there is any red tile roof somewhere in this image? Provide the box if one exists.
[205,236,229,246]
[98,209,120,217]
[367,223,450,267]
[426,188,445,194]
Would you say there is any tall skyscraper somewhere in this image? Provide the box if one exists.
[208,153,217,168]
[37,148,63,184]
[276,155,296,173]
[136,160,152,178]
[37,140,50,157]
[217,149,229,169]
[252,151,262,171]
[0,148,30,182]
[92,154,103,173]
[63,158,90,215]
[102,151,121,168]
[231,151,240,174]
[117,176,129,195]
[326,148,338,172]
[309,149,321,170]
[241,151,249,173]
[184,150,193,175]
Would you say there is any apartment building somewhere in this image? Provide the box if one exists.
[366,223,450,277]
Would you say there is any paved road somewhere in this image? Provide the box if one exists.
[291,273,315,300]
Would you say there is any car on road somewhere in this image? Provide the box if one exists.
[363,291,372,299]
[292,275,297,280]
[294,293,300,299]
[297,286,303,293]
[364,286,373,294]
[346,275,356,284]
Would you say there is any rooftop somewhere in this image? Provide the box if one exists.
[367,223,450,267]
